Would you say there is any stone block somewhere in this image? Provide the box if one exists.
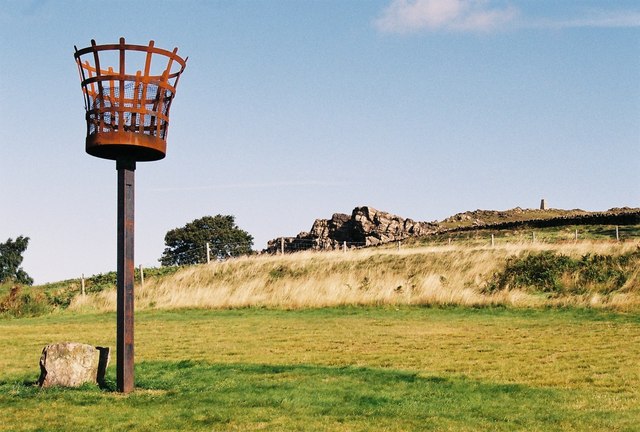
[38,342,110,388]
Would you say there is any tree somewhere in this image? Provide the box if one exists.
[0,236,34,285]
[160,215,254,266]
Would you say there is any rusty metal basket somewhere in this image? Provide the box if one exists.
[74,38,187,161]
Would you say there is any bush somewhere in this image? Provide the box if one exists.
[0,286,51,318]
[86,272,118,293]
[23,267,181,316]
[578,254,628,293]
[486,249,640,295]
[47,288,76,308]
[486,251,576,293]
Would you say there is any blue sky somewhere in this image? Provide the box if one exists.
[1,0,638,283]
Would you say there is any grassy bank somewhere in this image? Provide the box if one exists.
[1,307,638,431]
[63,241,640,313]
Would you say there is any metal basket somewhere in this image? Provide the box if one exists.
[74,38,187,161]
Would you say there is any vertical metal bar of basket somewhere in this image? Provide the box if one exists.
[155,48,177,139]
[90,40,104,134]
[108,67,115,130]
[79,61,94,135]
[132,71,142,131]
[118,38,125,131]
[154,71,168,138]
[139,41,154,135]
[116,158,136,394]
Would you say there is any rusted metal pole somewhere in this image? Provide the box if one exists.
[117,158,136,394]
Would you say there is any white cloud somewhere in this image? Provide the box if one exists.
[531,10,640,29]
[373,0,518,34]
[373,1,640,34]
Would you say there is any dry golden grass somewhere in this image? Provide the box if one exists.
[69,241,640,313]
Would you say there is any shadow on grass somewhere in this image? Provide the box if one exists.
[0,361,632,431]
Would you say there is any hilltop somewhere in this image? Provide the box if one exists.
[266,205,640,253]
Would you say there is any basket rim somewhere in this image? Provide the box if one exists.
[73,37,188,74]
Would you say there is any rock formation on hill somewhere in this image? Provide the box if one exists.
[264,205,640,254]
[265,206,437,253]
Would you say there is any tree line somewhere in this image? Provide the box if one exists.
[1,214,254,285]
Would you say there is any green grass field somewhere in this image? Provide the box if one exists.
[1,307,639,431]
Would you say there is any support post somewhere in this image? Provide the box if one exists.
[206,242,211,263]
[139,265,144,288]
[280,237,285,255]
[491,234,495,247]
[343,241,347,253]
[117,158,135,394]
[616,226,620,241]
[81,273,86,296]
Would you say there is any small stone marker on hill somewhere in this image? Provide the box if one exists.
[38,342,110,388]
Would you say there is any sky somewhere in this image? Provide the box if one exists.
[1,0,638,284]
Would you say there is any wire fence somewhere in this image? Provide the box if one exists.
[418,224,640,246]
[64,224,638,292]
[269,223,640,256]
[151,222,640,266]
[267,237,368,252]
[159,241,255,266]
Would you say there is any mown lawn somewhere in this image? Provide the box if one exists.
[1,307,638,431]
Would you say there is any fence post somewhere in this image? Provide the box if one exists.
[81,273,86,296]
[280,237,285,255]
[397,241,401,251]
[139,265,144,288]
[616,226,620,241]
[206,242,211,263]
[491,234,495,247]
[575,229,578,241]
[532,231,536,243]
[343,241,347,253]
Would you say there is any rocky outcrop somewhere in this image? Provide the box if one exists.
[265,206,437,253]
[351,206,436,245]
[265,205,640,254]
[38,342,110,388]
